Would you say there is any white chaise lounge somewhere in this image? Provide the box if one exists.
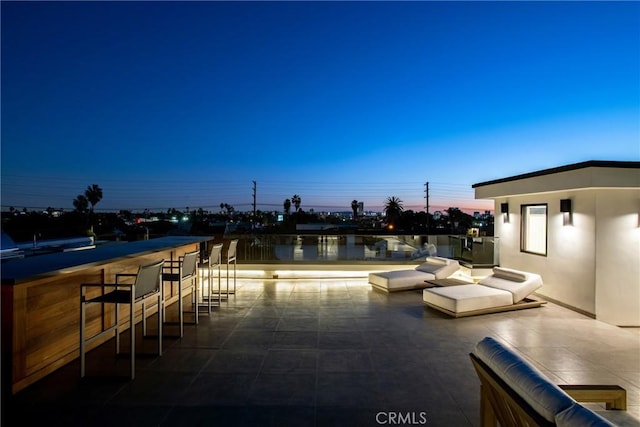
[369,256,461,293]
[423,267,545,317]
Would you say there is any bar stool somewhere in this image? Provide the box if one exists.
[197,238,217,309]
[201,243,224,313]
[162,250,198,338]
[224,239,238,296]
[80,259,164,380]
[197,238,216,275]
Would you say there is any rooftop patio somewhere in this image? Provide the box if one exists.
[4,276,639,426]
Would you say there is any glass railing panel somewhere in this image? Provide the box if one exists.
[440,235,499,266]
[228,234,499,265]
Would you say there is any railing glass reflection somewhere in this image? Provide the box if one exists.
[226,234,499,266]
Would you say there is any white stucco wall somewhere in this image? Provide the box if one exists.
[495,192,597,315]
[479,164,639,326]
[594,189,640,326]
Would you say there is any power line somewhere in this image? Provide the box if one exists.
[1,174,491,212]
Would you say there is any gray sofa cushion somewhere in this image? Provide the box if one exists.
[475,337,575,423]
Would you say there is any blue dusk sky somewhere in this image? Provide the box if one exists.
[1,1,639,214]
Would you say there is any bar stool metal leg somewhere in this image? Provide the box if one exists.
[129,289,135,379]
[225,239,238,297]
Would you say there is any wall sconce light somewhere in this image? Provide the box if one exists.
[560,199,572,225]
[500,203,509,223]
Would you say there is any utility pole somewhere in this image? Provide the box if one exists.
[424,182,430,233]
[252,181,257,230]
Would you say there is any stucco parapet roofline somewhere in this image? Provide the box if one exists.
[472,160,640,188]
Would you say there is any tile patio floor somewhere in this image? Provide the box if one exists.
[4,278,640,426]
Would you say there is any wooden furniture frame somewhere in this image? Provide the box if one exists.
[557,385,627,411]
[426,298,546,318]
[469,352,627,426]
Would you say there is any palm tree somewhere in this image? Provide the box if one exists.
[85,184,103,232]
[283,199,291,215]
[219,203,234,215]
[85,184,103,211]
[383,196,404,228]
[292,194,301,212]
[351,200,359,219]
[73,195,89,213]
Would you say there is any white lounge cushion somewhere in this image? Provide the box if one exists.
[415,257,460,279]
[423,285,513,313]
[419,256,449,267]
[414,263,442,273]
[369,269,436,291]
[475,337,575,423]
[479,267,543,303]
[493,267,528,282]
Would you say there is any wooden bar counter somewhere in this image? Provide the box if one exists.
[1,236,211,394]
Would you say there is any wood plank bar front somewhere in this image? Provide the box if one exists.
[1,236,212,394]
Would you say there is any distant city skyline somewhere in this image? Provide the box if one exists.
[2,1,638,214]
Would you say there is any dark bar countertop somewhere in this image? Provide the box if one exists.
[1,236,211,284]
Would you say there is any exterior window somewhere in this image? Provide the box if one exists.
[521,204,547,256]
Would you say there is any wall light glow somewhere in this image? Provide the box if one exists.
[501,203,509,223]
[561,199,573,226]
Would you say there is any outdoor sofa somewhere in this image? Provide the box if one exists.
[423,266,545,317]
[470,336,634,426]
[368,256,461,293]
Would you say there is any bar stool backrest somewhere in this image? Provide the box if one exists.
[228,239,238,259]
[181,251,199,279]
[134,259,164,299]
[200,238,216,260]
[210,243,223,266]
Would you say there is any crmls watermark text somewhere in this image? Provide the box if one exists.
[375,412,428,425]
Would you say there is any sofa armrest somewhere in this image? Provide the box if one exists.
[558,385,627,410]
